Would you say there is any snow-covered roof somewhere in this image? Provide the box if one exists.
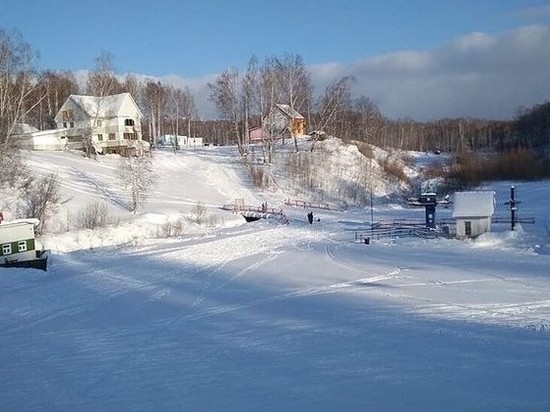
[68,93,142,118]
[12,123,39,135]
[276,104,304,119]
[452,191,495,218]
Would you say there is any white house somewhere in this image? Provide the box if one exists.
[157,135,203,148]
[54,93,148,156]
[452,191,495,238]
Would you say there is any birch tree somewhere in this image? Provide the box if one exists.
[310,76,353,151]
[167,85,196,151]
[26,71,79,131]
[86,51,121,97]
[118,156,155,213]
[208,67,245,154]
[0,28,40,152]
[144,80,167,148]
[274,54,312,152]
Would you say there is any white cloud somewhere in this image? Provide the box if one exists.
[128,25,550,121]
[308,24,550,120]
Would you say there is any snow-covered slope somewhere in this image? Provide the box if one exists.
[1,145,549,411]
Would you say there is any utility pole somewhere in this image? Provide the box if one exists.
[505,185,520,231]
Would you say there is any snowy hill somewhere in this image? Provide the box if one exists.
[1,143,550,411]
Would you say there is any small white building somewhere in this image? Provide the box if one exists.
[0,219,48,270]
[158,135,203,148]
[452,191,495,238]
[17,128,68,151]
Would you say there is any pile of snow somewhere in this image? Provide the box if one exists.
[268,137,414,207]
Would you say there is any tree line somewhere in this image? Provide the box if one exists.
[2,27,549,158]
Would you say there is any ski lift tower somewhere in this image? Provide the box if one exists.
[504,185,520,230]
[407,180,451,229]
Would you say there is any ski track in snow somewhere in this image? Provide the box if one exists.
[2,146,550,411]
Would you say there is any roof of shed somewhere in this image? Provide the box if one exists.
[452,191,495,218]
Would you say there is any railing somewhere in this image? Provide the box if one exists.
[284,199,331,210]
[221,204,284,215]
[355,219,452,242]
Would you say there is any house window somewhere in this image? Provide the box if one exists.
[124,119,135,126]
[18,241,27,252]
[63,122,67,128]
[97,134,103,141]
[123,133,137,140]
[70,122,75,128]
[62,110,74,121]
[95,119,102,127]
[2,244,12,255]
[109,133,116,140]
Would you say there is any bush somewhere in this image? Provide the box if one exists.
[158,218,185,238]
[20,173,60,234]
[77,202,110,229]
[380,155,410,185]
[190,202,208,225]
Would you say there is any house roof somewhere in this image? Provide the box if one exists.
[67,93,142,118]
[452,191,495,218]
[276,104,304,119]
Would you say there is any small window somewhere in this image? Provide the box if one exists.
[70,122,75,128]
[2,244,12,255]
[63,122,67,128]
[62,110,74,121]
[124,119,135,126]
[18,241,27,252]
[109,133,116,140]
[97,134,103,141]
[95,119,102,126]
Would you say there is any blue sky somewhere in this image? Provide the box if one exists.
[2,0,550,120]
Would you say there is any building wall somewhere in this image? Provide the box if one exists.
[456,217,491,238]
[0,222,37,262]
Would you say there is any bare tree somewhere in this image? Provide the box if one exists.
[310,76,353,151]
[121,74,141,99]
[257,57,283,163]
[20,173,61,234]
[355,96,387,146]
[274,54,313,152]
[144,80,167,148]
[86,51,121,97]
[26,71,79,131]
[208,67,246,154]
[0,28,41,152]
[118,155,156,213]
[167,85,196,151]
